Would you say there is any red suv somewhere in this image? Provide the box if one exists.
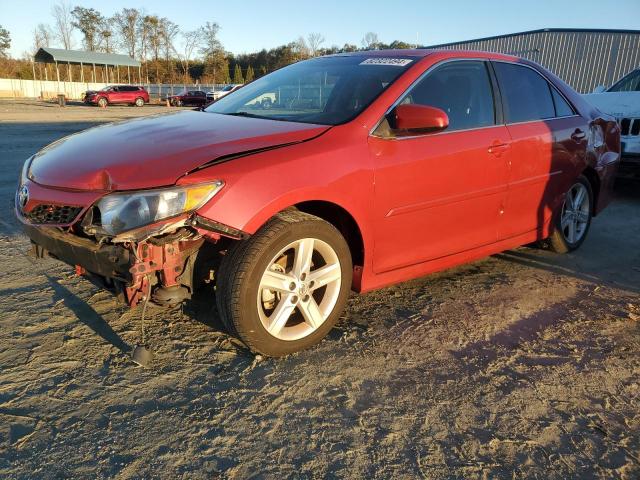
[83,85,149,107]
[17,50,620,357]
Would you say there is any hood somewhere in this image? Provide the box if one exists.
[29,111,329,191]
[582,91,640,118]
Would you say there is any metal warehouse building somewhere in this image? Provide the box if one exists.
[426,28,640,93]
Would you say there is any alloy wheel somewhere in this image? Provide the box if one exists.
[560,182,590,244]
[256,238,342,341]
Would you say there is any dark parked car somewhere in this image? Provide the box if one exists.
[168,90,208,107]
[18,50,620,357]
[83,85,149,107]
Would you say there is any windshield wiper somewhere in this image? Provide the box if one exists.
[224,111,271,120]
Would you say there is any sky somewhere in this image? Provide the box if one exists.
[1,0,640,58]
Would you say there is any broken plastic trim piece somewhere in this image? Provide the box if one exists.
[192,215,249,240]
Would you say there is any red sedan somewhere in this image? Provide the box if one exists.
[167,90,208,107]
[17,50,620,356]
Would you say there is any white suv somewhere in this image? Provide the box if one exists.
[584,68,640,177]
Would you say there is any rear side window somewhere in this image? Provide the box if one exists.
[551,88,575,117]
[493,62,555,123]
[403,60,495,131]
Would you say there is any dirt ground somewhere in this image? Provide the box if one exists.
[0,100,639,479]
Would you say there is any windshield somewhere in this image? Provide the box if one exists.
[608,69,640,92]
[100,86,112,91]
[205,55,417,125]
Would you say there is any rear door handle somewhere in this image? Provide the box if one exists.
[571,129,586,142]
[488,142,510,157]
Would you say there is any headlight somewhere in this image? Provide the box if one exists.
[95,181,223,235]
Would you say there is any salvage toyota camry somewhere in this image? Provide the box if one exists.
[16,50,620,356]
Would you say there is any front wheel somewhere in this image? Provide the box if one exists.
[548,175,593,253]
[216,210,352,356]
[97,97,108,108]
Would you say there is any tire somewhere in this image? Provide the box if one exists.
[97,97,108,108]
[135,97,144,107]
[548,175,593,253]
[177,99,183,107]
[216,210,353,357]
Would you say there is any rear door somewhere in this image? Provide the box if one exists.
[370,60,511,273]
[492,62,587,239]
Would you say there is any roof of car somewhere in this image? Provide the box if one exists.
[327,49,432,58]
[326,49,518,61]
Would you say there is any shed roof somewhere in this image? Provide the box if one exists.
[34,47,140,67]
[425,28,640,48]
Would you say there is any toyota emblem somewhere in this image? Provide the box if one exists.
[18,185,29,209]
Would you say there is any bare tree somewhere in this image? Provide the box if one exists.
[307,32,325,57]
[294,36,309,59]
[51,2,74,49]
[33,24,54,51]
[112,8,140,58]
[100,19,115,53]
[200,22,226,83]
[361,31,380,50]
[161,19,179,82]
[181,28,204,80]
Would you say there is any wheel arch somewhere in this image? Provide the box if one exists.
[581,166,600,216]
[293,200,365,267]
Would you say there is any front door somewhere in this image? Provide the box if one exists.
[371,60,511,273]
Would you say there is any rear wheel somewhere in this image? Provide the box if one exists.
[548,175,593,253]
[216,210,352,356]
[134,97,144,107]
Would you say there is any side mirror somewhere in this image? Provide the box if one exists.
[592,85,606,94]
[392,104,449,133]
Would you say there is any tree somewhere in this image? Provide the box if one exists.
[233,63,244,84]
[112,8,140,58]
[33,24,54,51]
[0,25,10,58]
[99,18,115,53]
[181,28,204,81]
[245,64,254,82]
[71,6,104,51]
[200,22,226,83]
[200,21,222,57]
[294,36,309,59]
[160,19,179,82]
[307,32,325,57]
[361,32,380,50]
[52,2,74,49]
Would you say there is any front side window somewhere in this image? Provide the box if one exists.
[493,62,555,123]
[400,60,496,131]
[608,69,640,92]
[206,55,416,125]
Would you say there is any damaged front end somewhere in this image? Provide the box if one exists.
[17,176,245,309]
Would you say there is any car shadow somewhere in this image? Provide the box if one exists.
[498,179,640,294]
[44,272,131,354]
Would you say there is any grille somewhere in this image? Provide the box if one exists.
[620,118,640,136]
[25,204,83,225]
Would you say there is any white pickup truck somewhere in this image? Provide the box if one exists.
[584,68,640,177]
